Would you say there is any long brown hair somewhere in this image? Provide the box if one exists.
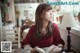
[35,3,54,40]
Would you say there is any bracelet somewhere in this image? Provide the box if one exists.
[59,46,63,48]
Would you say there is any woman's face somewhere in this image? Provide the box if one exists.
[42,10,53,22]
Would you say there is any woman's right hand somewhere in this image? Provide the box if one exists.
[30,48,39,53]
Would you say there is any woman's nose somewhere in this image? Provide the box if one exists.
[50,13,52,15]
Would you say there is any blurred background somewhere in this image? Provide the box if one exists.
[0,0,80,53]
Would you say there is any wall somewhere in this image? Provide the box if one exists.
[7,0,15,23]
[15,3,39,26]
[59,28,80,53]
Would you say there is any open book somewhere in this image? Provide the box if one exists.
[35,45,62,53]
[13,45,62,53]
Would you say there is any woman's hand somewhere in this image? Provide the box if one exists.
[52,44,63,53]
[30,48,36,53]
[35,46,45,53]
[53,46,62,53]
[57,44,63,48]
[30,47,39,53]
[30,46,45,53]
[46,45,56,53]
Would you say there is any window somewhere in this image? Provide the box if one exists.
[60,0,80,25]
[48,0,80,25]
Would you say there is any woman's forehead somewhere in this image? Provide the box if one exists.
[44,6,52,11]
[44,9,53,13]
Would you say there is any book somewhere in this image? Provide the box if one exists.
[35,45,62,53]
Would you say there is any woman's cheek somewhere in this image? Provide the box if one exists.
[48,15,52,21]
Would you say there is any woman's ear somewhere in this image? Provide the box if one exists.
[40,14,44,18]
[40,11,45,18]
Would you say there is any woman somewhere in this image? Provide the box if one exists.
[21,3,65,53]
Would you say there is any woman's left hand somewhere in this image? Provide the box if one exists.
[53,46,62,53]
[30,48,38,53]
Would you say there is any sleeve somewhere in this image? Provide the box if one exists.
[21,26,34,48]
[53,24,65,46]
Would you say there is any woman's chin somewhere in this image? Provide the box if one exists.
[44,19,52,22]
[49,19,53,22]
